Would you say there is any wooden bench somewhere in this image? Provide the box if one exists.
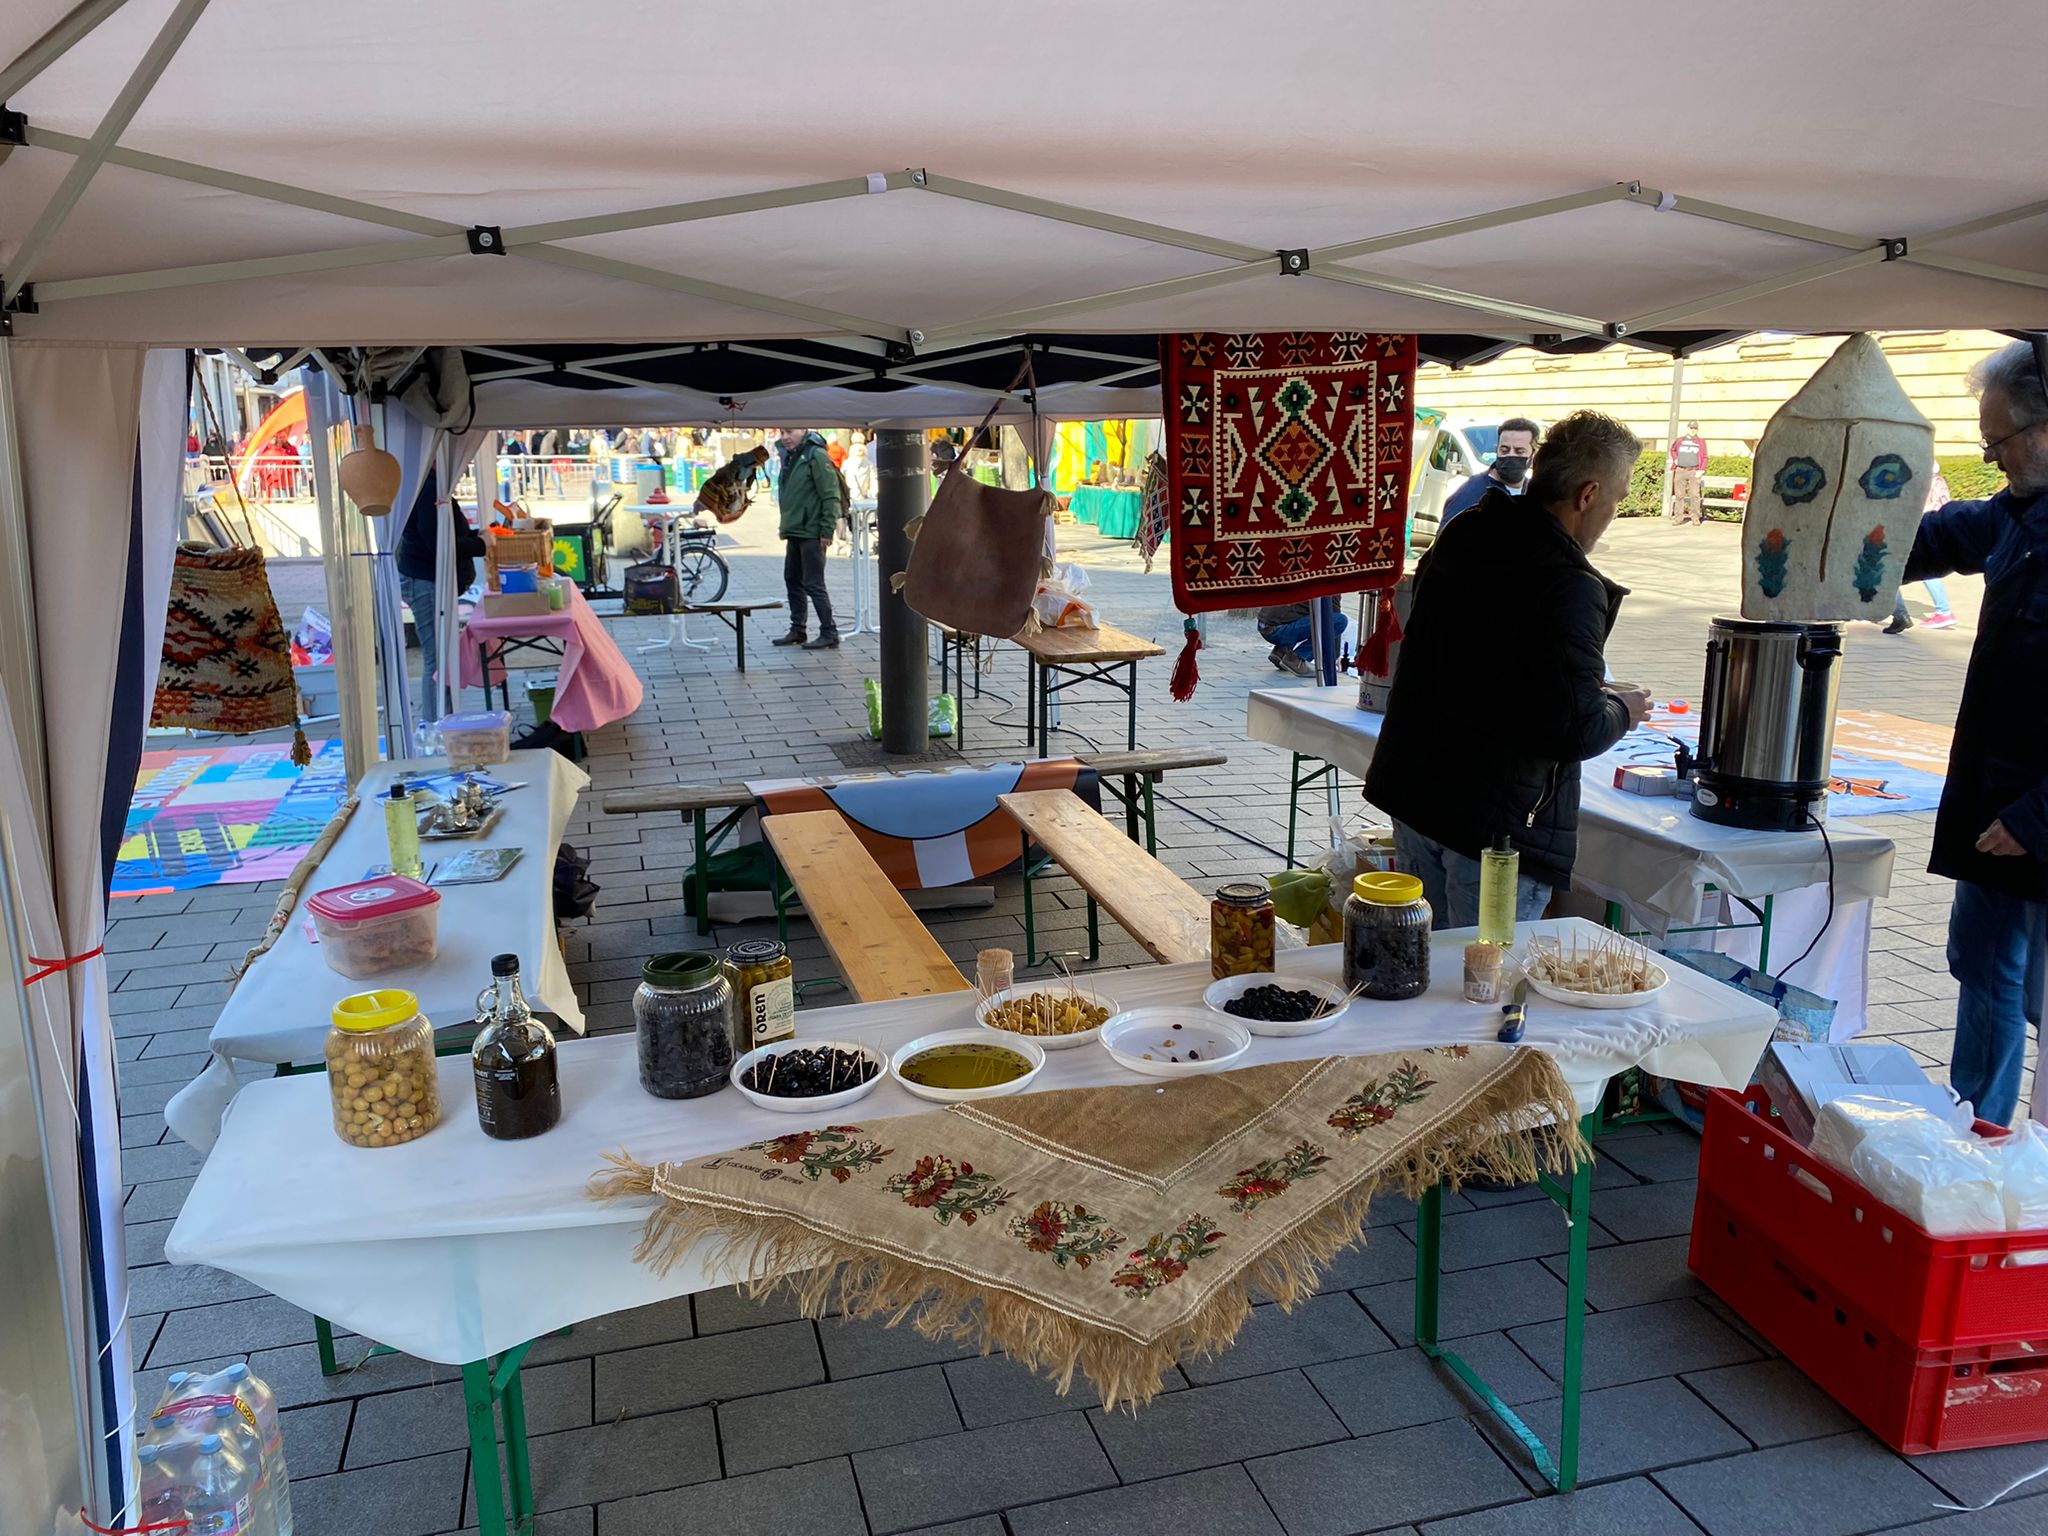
[678,598,782,673]
[999,788,1210,967]
[760,811,972,1003]
[603,746,1228,934]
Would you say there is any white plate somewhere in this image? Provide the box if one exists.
[1202,973,1350,1036]
[1100,1008,1251,1078]
[891,1028,1045,1103]
[729,1039,887,1113]
[974,982,1118,1050]
[1525,965,1669,1011]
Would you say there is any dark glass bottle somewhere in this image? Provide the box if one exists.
[472,953,561,1140]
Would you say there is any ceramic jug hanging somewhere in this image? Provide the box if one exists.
[339,418,403,516]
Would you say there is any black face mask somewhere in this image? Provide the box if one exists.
[1494,455,1531,486]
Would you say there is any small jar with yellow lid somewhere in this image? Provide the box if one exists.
[1342,872,1433,1000]
[324,989,441,1148]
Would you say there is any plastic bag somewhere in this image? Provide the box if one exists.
[1812,1094,2005,1236]
[862,679,958,740]
[1985,1120,2048,1232]
[1032,561,1098,630]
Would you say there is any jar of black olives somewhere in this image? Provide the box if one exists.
[633,952,738,1099]
[1343,872,1433,1001]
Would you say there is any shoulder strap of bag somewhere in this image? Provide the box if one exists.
[932,348,1041,499]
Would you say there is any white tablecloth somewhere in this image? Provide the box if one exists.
[166,917,1776,1366]
[164,754,589,1151]
[1247,686,1896,1029]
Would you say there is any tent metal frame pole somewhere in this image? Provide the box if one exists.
[1620,247,1890,333]
[3,0,213,306]
[0,0,137,103]
[18,131,915,340]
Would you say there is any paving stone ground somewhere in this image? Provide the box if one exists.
[115,510,2030,1534]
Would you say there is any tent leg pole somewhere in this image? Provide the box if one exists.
[875,431,930,755]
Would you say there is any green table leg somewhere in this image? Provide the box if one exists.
[693,809,711,937]
[734,613,746,674]
[1415,1114,1595,1492]
[1121,773,1141,844]
[463,1360,511,1536]
[1285,753,1336,867]
[500,1355,534,1528]
[1020,830,1038,964]
[1142,776,1158,856]
[1757,892,1774,973]
[314,1315,341,1377]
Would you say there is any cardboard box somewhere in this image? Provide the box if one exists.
[1755,1041,1940,1144]
[480,590,552,619]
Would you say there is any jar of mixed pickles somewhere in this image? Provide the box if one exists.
[324,989,441,1148]
[723,939,796,1052]
[634,952,738,1099]
[1211,882,1276,979]
[1343,872,1433,1000]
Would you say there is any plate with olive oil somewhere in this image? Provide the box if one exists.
[890,1028,1045,1103]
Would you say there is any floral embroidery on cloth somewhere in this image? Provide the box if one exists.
[885,1154,1012,1226]
[1009,1200,1124,1268]
[1218,1139,1332,1216]
[1326,1060,1438,1139]
[748,1125,893,1183]
[1112,1214,1227,1293]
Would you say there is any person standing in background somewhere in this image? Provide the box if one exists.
[1439,417,1540,527]
[771,427,845,650]
[1901,339,2048,1125]
[1887,465,1960,632]
[826,433,848,470]
[844,431,875,502]
[396,470,488,727]
[1669,420,1708,525]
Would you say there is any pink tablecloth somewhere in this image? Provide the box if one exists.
[459,585,643,732]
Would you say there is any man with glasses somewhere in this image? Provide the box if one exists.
[1439,417,1541,526]
[1903,337,2048,1125]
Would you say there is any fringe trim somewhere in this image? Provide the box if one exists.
[591,1051,1585,1412]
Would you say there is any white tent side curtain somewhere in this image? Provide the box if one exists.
[0,336,189,1529]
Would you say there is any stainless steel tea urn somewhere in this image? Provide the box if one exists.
[1690,617,1844,831]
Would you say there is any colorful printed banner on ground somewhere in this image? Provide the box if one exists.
[114,739,348,896]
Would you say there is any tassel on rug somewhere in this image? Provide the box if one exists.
[1168,617,1202,701]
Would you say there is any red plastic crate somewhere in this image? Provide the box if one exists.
[1691,1192,2048,1453]
[1698,1086,2048,1351]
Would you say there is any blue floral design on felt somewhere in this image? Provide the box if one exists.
[1772,456,1828,506]
[1858,453,1914,501]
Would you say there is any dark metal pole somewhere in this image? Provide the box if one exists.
[874,429,930,754]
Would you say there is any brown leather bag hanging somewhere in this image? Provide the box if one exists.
[899,355,1054,638]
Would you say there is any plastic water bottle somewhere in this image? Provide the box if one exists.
[210,1401,278,1536]
[136,1443,188,1529]
[183,1433,259,1536]
[223,1361,295,1536]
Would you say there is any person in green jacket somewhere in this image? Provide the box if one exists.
[771,427,844,649]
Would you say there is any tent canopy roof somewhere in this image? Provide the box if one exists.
[4,0,2045,381]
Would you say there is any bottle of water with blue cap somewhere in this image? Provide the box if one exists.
[182,1432,259,1536]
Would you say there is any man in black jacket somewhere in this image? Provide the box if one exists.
[1367,411,1652,926]
[396,469,488,726]
[1903,339,2048,1126]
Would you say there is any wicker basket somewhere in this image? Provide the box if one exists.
[485,523,554,588]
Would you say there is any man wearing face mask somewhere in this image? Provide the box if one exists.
[1902,338,2048,1126]
[1438,417,1540,526]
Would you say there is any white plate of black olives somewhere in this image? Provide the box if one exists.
[730,1039,887,1113]
[1203,973,1351,1036]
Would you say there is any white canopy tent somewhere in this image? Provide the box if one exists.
[3,1,2047,1528]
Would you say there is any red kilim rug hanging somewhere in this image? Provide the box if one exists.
[1163,332,1418,613]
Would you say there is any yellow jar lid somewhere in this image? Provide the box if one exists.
[1353,871,1424,906]
[332,989,420,1033]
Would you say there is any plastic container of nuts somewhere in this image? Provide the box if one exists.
[325,989,441,1148]
[306,876,441,979]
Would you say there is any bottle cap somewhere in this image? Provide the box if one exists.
[213,1403,235,1419]
[491,952,521,978]
[1352,871,1425,906]
[199,1434,222,1454]
[138,1445,159,1464]
[332,989,421,1033]
[387,781,410,801]
[644,951,719,988]
[223,1364,249,1382]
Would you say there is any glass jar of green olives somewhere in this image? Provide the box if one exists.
[1211,882,1276,979]
[724,938,795,1051]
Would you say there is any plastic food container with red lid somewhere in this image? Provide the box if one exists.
[306,876,442,978]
